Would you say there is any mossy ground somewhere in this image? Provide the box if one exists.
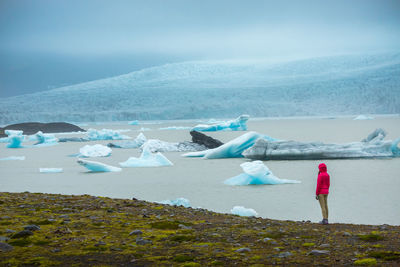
[0,192,399,266]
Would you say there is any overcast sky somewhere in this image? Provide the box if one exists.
[0,0,400,96]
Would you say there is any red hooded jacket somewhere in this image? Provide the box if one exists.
[316,163,330,195]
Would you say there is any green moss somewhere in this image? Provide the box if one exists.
[368,251,400,261]
[358,232,384,242]
[183,262,201,267]
[33,239,51,246]
[29,219,55,225]
[210,260,224,265]
[0,221,12,225]
[173,255,195,262]
[170,235,196,242]
[353,258,377,266]
[150,220,191,230]
[8,238,33,246]
[264,231,285,239]
[302,242,315,247]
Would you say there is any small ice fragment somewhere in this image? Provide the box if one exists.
[87,128,131,140]
[354,115,374,120]
[129,120,139,125]
[158,198,190,208]
[192,115,249,131]
[231,206,258,217]
[79,144,112,157]
[5,130,24,148]
[33,131,58,146]
[119,144,173,167]
[0,156,25,161]
[77,159,122,172]
[159,126,191,130]
[39,168,63,173]
[107,133,147,148]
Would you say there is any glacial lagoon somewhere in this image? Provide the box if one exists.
[1,116,399,225]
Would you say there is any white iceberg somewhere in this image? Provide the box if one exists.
[158,198,191,208]
[231,206,258,217]
[129,120,139,125]
[87,128,131,141]
[243,128,400,160]
[33,131,58,146]
[119,144,173,167]
[107,133,147,148]
[192,115,250,132]
[183,131,276,159]
[39,168,63,173]
[143,139,206,153]
[225,161,301,185]
[159,126,192,130]
[5,130,24,148]
[354,115,374,120]
[77,159,122,172]
[0,156,25,161]
[79,144,112,157]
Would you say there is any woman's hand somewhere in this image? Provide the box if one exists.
[315,195,319,200]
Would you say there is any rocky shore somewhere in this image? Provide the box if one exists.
[0,192,399,266]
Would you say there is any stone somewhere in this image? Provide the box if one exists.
[24,225,40,231]
[310,250,330,256]
[343,232,352,236]
[319,244,330,248]
[136,237,152,245]
[0,242,13,252]
[0,236,9,242]
[129,230,143,236]
[94,241,106,246]
[278,252,293,258]
[11,230,34,239]
[5,229,15,234]
[190,130,224,149]
[178,224,192,230]
[235,247,251,253]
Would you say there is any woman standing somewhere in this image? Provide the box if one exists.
[316,163,330,225]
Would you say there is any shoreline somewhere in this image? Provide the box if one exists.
[1,192,399,266]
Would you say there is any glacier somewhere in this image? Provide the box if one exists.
[5,130,24,148]
[87,128,131,141]
[0,156,25,161]
[79,144,112,157]
[39,168,63,173]
[107,133,147,148]
[231,206,258,217]
[77,159,122,172]
[224,161,300,185]
[1,53,399,124]
[158,198,191,208]
[243,128,400,160]
[354,115,374,120]
[159,126,192,130]
[183,131,276,159]
[33,131,58,146]
[119,144,173,167]
[142,139,206,153]
[192,115,249,131]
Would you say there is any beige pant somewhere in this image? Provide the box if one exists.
[318,194,328,219]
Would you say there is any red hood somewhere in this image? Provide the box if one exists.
[318,163,327,172]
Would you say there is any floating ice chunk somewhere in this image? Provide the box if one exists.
[5,130,24,148]
[79,144,112,157]
[192,115,249,131]
[107,133,147,148]
[225,161,300,185]
[354,115,374,120]
[0,137,9,143]
[243,128,400,160]
[143,139,206,153]
[87,128,131,140]
[159,126,192,130]
[183,131,276,159]
[0,156,25,161]
[39,168,63,173]
[158,198,191,208]
[33,131,58,146]
[231,206,258,217]
[129,120,139,125]
[77,159,122,172]
[119,144,173,167]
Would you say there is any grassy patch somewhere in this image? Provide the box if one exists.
[368,251,400,261]
[29,219,55,225]
[150,220,191,230]
[358,232,384,242]
[173,255,195,262]
[353,258,377,266]
[302,242,315,247]
[170,234,196,242]
[8,238,33,246]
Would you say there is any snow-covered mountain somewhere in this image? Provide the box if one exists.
[1,53,399,124]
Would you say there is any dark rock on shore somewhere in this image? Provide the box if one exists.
[0,122,85,137]
[190,130,223,149]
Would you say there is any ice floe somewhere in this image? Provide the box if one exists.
[77,159,122,172]
[87,128,131,140]
[33,131,58,146]
[79,144,112,157]
[143,139,206,153]
[39,168,63,173]
[231,206,258,217]
[183,131,276,159]
[159,126,192,130]
[119,144,173,167]
[107,133,147,148]
[192,115,249,131]
[224,161,300,185]
[243,128,400,160]
[158,198,191,208]
[5,130,24,148]
[0,156,25,161]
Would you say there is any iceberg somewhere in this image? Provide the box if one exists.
[119,144,173,167]
[33,131,58,146]
[231,206,258,217]
[77,159,122,172]
[0,156,25,161]
[354,115,374,120]
[107,133,147,148]
[183,131,276,159]
[39,168,63,173]
[143,139,206,153]
[129,120,139,125]
[79,144,112,157]
[87,128,131,141]
[192,115,250,132]
[159,126,192,130]
[224,161,300,185]
[5,130,24,148]
[158,198,191,208]
[243,128,400,160]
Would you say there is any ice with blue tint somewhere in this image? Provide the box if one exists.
[5,130,24,148]
[129,120,139,125]
[143,139,206,153]
[158,198,190,208]
[79,144,112,157]
[87,128,131,141]
[225,161,301,185]
[119,144,173,167]
[0,156,25,161]
[231,206,258,217]
[39,168,63,173]
[354,115,374,120]
[159,126,192,130]
[107,133,147,149]
[33,131,58,146]
[192,115,249,132]
[77,159,122,172]
[0,137,9,143]
[183,131,276,159]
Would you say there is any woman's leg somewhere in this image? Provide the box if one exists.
[318,195,326,219]
[323,194,328,220]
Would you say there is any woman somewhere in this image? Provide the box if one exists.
[316,163,330,225]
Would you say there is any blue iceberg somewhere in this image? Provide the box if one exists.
[144,139,206,152]
[119,144,173,167]
[77,159,122,172]
[87,128,131,141]
[158,198,191,208]
[231,206,258,217]
[183,131,276,159]
[107,133,147,148]
[225,161,301,185]
[33,131,58,146]
[39,168,63,173]
[0,156,25,161]
[192,115,250,132]
[5,130,24,148]
[79,144,112,157]
[129,120,139,125]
